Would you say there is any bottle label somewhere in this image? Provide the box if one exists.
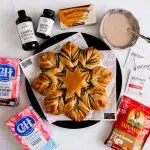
[17,21,37,44]
[37,17,54,36]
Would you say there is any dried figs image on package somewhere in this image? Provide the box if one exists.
[32,41,112,122]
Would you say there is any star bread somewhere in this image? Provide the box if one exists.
[32,41,112,122]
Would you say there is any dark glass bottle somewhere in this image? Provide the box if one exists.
[36,9,55,39]
[16,10,38,51]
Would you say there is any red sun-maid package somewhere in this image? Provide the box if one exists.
[0,58,20,106]
[104,96,150,150]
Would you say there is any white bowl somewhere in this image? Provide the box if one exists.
[100,9,140,49]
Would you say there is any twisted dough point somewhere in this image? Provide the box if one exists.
[32,68,60,96]
[60,41,80,68]
[31,74,52,96]
[64,95,89,122]
[82,86,108,110]
[44,91,64,115]
[40,52,63,71]
[79,47,100,69]
[91,66,112,87]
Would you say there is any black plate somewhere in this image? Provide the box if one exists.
[26,32,122,129]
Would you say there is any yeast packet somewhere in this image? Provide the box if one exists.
[125,70,149,97]
[135,57,150,71]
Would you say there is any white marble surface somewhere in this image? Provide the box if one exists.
[0,0,150,150]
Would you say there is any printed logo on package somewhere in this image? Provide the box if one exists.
[0,64,16,82]
[15,116,35,136]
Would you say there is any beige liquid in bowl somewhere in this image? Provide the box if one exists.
[103,13,134,47]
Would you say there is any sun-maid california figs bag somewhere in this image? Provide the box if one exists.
[104,96,150,150]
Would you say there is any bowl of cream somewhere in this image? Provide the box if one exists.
[100,9,140,49]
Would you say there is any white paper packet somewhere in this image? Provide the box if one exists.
[124,47,144,70]
[125,38,150,70]
[135,57,150,71]
[125,70,149,97]
[135,57,150,99]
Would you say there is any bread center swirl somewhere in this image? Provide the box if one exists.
[58,68,89,99]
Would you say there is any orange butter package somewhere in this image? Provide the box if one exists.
[104,96,150,150]
[58,4,96,29]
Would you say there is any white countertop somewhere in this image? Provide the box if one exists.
[0,0,150,149]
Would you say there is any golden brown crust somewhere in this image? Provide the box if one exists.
[78,47,100,69]
[63,95,89,122]
[40,52,57,70]
[31,74,52,96]
[82,86,108,110]
[40,52,63,71]
[91,66,112,87]
[32,42,112,122]
[60,41,80,68]
[32,69,60,96]
[57,67,89,99]
[44,91,64,115]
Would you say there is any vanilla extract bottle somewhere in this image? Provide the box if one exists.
[36,9,55,39]
[16,10,38,51]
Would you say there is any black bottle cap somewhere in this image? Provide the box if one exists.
[43,9,55,17]
[18,10,26,17]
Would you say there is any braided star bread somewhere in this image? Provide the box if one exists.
[32,41,112,122]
